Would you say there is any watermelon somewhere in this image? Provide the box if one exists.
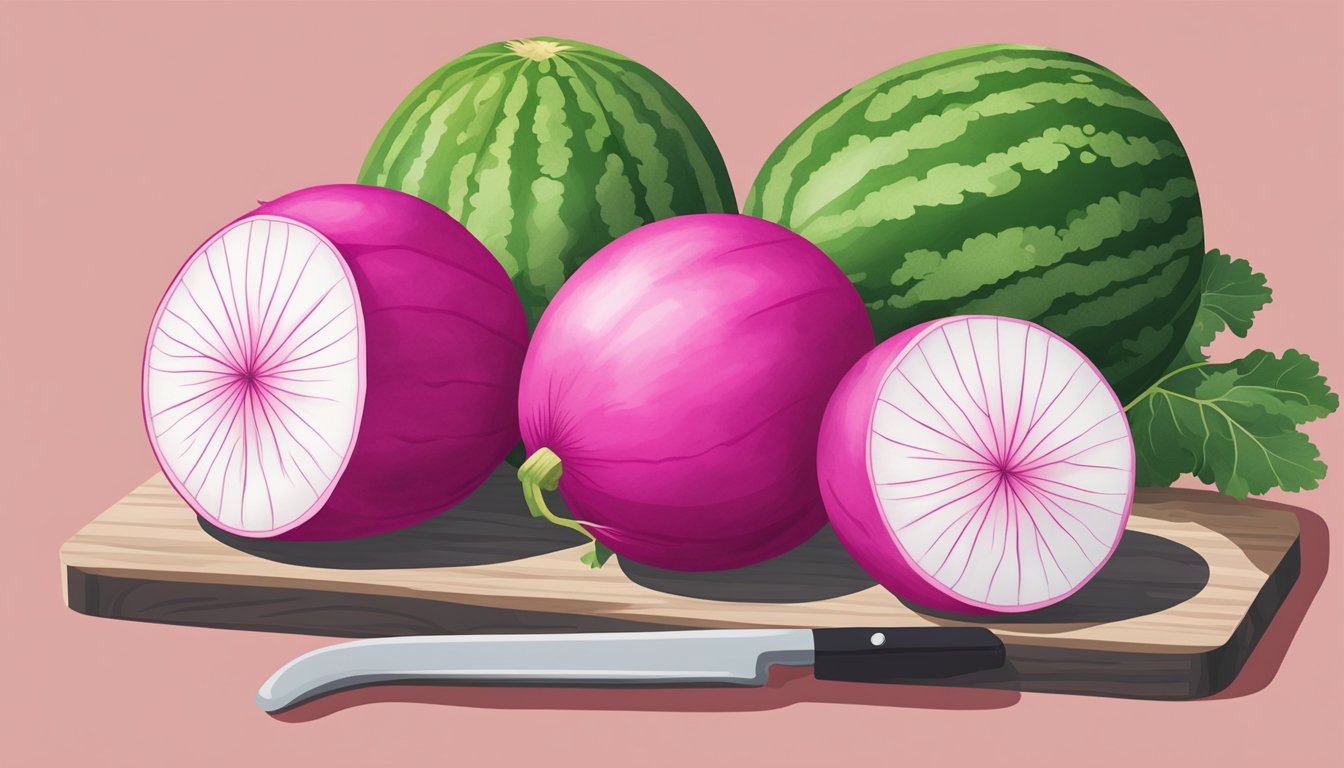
[359,37,737,328]
[744,44,1203,404]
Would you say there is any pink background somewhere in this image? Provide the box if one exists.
[3,0,1340,763]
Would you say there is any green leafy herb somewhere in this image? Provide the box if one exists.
[1127,250,1335,496]
[1170,250,1272,367]
[1127,350,1336,496]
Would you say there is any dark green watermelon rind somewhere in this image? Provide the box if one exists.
[745,45,1202,404]
[359,37,737,329]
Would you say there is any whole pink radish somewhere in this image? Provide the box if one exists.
[818,315,1134,614]
[518,214,873,570]
[142,184,528,540]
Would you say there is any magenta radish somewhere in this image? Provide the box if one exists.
[818,316,1134,614]
[517,214,873,570]
[142,184,528,540]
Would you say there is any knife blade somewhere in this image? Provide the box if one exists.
[256,627,1004,712]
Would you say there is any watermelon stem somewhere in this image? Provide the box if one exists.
[518,447,613,568]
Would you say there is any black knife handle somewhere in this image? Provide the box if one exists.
[812,627,1005,683]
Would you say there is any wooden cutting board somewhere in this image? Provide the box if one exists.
[60,469,1302,700]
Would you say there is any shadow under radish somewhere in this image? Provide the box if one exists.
[619,524,879,603]
[901,530,1209,626]
[200,466,589,568]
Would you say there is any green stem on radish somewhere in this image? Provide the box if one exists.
[518,447,613,568]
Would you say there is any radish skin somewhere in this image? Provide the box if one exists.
[818,316,1134,614]
[518,214,874,570]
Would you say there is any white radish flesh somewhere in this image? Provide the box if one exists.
[144,217,362,534]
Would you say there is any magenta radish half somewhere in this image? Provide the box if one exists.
[142,184,528,540]
[518,214,874,571]
[818,315,1134,614]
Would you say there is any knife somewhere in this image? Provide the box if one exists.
[257,626,1004,712]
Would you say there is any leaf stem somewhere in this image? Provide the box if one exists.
[1124,360,1210,412]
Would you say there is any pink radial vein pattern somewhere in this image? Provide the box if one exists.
[870,317,1133,610]
[143,217,362,533]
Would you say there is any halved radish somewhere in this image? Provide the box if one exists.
[817,315,1134,614]
[142,185,527,540]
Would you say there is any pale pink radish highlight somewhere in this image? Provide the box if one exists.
[143,185,527,540]
[818,316,1135,614]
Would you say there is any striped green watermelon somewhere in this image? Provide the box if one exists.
[359,38,736,328]
[745,44,1203,404]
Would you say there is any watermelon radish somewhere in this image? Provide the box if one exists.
[142,185,528,540]
[745,44,1203,404]
[517,214,873,570]
[359,37,736,329]
[817,315,1134,614]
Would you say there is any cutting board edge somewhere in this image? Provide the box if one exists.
[57,472,1312,700]
[57,490,1307,659]
[61,522,1302,666]
[59,530,1301,701]
[1197,533,1303,698]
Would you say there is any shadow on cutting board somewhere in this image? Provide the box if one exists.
[201,470,591,568]
[623,528,1208,619]
[201,464,879,601]
[204,465,1212,615]
[620,524,878,602]
[905,530,1210,628]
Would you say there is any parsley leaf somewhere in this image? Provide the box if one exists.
[1171,249,1272,366]
[1127,349,1336,496]
[1127,250,1335,495]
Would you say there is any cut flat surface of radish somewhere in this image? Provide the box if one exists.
[818,315,1134,614]
[144,217,363,535]
[142,185,528,540]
